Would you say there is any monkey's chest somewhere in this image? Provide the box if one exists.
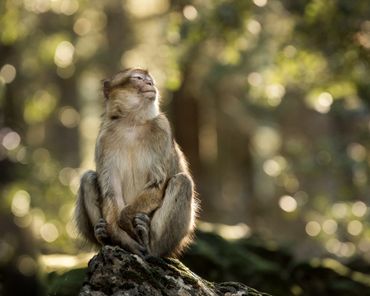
[115,138,160,204]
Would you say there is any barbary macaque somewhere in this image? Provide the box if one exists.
[75,68,198,257]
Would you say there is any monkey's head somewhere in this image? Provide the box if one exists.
[103,68,159,121]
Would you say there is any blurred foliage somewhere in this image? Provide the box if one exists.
[1,0,370,294]
[182,230,370,296]
[46,268,86,296]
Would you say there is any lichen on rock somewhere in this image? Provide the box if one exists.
[79,245,271,296]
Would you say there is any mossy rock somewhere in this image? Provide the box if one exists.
[79,245,271,295]
[47,230,370,296]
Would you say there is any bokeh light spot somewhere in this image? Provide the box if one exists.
[16,147,28,164]
[332,203,348,219]
[59,106,80,128]
[247,19,261,35]
[54,41,75,68]
[347,143,366,162]
[73,18,92,36]
[326,238,341,254]
[266,84,285,106]
[2,131,21,150]
[347,220,363,236]
[126,0,170,18]
[11,190,31,217]
[358,239,370,253]
[322,219,337,235]
[40,223,59,242]
[31,208,45,238]
[14,214,33,228]
[17,255,37,276]
[183,5,198,21]
[252,126,281,157]
[253,0,268,7]
[247,72,263,86]
[60,0,79,16]
[0,64,16,83]
[279,195,297,212]
[339,242,356,257]
[58,167,77,186]
[314,92,333,114]
[305,221,321,236]
[283,45,297,58]
[263,159,282,177]
[352,201,367,217]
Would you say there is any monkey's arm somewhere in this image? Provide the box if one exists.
[75,169,147,255]
[95,143,149,255]
[118,184,165,239]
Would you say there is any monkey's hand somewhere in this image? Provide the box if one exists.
[108,222,149,257]
[145,167,166,189]
[133,213,150,252]
[119,208,151,255]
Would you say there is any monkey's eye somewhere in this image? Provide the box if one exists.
[131,75,144,80]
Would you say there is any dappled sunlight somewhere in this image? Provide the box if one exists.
[198,221,251,240]
[309,257,370,286]
[0,4,370,294]
[40,252,94,272]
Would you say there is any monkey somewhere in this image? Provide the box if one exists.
[75,68,198,257]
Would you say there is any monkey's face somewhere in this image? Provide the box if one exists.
[104,69,159,115]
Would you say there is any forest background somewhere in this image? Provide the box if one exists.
[0,0,370,294]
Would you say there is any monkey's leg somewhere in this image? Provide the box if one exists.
[103,197,148,256]
[118,188,164,239]
[149,173,195,257]
[75,171,109,245]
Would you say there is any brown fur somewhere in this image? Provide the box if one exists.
[75,68,198,257]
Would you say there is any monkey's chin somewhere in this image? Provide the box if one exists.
[143,91,157,101]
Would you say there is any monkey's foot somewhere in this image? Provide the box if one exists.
[133,213,150,252]
[94,218,111,245]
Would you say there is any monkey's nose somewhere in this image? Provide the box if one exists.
[145,79,153,86]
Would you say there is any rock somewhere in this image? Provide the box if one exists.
[79,245,271,296]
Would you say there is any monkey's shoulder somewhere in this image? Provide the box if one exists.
[96,114,172,153]
[149,113,171,134]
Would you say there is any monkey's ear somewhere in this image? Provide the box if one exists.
[102,79,110,99]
